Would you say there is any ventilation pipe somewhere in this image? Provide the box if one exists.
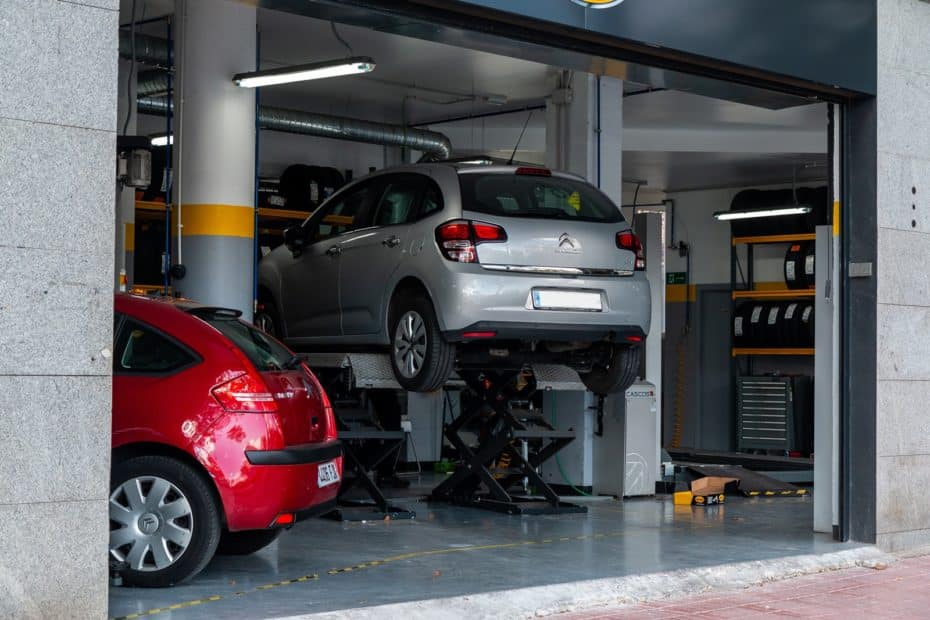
[136,92,453,161]
[119,31,171,68]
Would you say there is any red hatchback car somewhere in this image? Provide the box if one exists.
[110,294,342,587]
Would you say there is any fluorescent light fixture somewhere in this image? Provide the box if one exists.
[150,134,173,147]
[713,205,812,221]
[233,57,375,88]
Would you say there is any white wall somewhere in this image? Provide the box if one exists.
[664,184,826,286]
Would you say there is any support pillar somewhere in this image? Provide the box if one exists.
[175,0,256,316]
[116,58,137,290]
[544,74,633,489]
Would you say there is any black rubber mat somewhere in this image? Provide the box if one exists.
[685,465,809,497]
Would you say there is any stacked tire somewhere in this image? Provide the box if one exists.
[784,242,816,289]
[734,301,814,347]
[279,165,346,213]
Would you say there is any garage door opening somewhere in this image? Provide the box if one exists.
[110,0,854,616]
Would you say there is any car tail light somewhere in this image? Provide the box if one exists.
[616,231,646,271]
[515,167,552,177]
[212,372,278,413]
[436,220,507,263]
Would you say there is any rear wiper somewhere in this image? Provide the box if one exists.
[283,354,303,370]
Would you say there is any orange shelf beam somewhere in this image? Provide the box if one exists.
[732,289,816,300]
[732,233,816,246]
[732,347,815,357]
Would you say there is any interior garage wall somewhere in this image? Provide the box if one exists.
[0,1,116,617]
[874,0,930,551]
[660,184,824,450]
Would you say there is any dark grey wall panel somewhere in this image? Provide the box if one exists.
[450,0,876,95]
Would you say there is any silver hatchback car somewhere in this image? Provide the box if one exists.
[257,162,651,395]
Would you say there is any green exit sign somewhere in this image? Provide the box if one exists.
[667,272,687,285]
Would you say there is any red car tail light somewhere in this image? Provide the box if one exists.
[212,372,278,413]
[436,220,507,263]
[616,231,646,271]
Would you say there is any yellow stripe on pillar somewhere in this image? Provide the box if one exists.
[666,284,697,303]
[833,201,840,237]
[179,204,255,238]
[124,222,135,252]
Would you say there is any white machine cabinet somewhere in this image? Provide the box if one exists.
[593,381,658,497]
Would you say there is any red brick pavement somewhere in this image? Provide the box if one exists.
[560,554,930,619]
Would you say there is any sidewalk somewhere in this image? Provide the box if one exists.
[561,554,930,619]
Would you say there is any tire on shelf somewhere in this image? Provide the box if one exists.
[798,302,815,347]
[746,302,768,347]
[733,302,755,347]
[781,301,803,347]
[784,242,810,290]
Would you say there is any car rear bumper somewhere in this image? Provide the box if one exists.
[224,441,343,531]
[430,267,651,339]
[245,439,342,465]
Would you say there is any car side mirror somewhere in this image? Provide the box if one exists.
[283,225,306,256]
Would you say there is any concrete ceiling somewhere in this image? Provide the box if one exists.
[124,1,828,193]
[254,9,552,123]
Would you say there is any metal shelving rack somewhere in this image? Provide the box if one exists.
[730,232,817,452]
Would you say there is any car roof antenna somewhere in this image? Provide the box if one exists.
[507,110,535,166]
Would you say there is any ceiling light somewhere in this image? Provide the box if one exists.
[233,57,375,88]
[150,134,173,147]
[713,206,812,221]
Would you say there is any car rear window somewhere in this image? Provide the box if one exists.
[459,172,625,223]
[202,316,294,371]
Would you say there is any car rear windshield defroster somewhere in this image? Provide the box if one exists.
[459,172,625,223]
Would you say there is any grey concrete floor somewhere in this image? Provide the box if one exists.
[108,475,848,620]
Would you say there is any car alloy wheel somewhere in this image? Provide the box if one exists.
[109,475,194,572]
[393,310,428,379]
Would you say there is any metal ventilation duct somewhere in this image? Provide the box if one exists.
[119,31,171,68]
[135,93,452,161]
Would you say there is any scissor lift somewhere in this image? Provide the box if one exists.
[429,368,586,515]
[301,353,586,516]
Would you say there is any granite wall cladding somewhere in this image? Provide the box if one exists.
[875,0,930,552]
[0,0,117,616]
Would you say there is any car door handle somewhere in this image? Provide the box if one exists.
[326,245,341,257]
[382,235,401,248]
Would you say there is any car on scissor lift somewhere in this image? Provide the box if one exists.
[257,162,651,395]
[110,294,342,586]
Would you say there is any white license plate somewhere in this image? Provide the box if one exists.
[532,289,602,311]
[317,461,340,488]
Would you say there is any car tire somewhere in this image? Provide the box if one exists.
[580,345,642,396]
[255,298,282,338]
[215,529,282,556]
[109,456,222,588]
[389,292,455,392]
